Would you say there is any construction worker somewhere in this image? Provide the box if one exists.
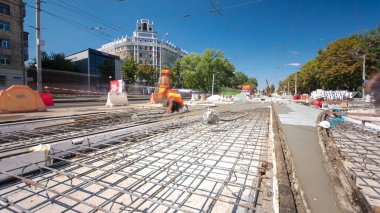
[365,73,380,109]
[166,90,186,113]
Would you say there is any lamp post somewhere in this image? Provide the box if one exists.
[212,73,215,96]
[212,71,220,96]
[159,32,169,79]
[362,54,366,100]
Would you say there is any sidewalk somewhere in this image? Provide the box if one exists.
[274,103,339,213]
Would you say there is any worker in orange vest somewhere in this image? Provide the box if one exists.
[166,90,187,113]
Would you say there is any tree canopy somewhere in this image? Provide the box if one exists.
[121,58,138,84]
[30,51,76,71]
[137,64,158,85]
[278,25,380,94]
[170,49,257,92]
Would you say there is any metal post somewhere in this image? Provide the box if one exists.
[20,2,25,86]
[294,74,297,95]
[212,73,215,96]
[287,81,290,95]
[87,50,90,92]
[159,33,168,80]
[362,54,366,100]
[36,0,42,92]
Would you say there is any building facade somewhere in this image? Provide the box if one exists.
[0,0,28,89]
[98,19,188,68]
[65,48,122,92]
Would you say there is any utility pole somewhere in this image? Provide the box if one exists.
[36,0,42,92]
[211,73,215,96]
[287,81,290,95]
[294,74,297,95]
[159,32,168,79]
[362,54,366,100]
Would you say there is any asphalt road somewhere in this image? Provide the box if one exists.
[52,99,149,108]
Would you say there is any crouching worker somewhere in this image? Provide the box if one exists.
[166,90,188,113]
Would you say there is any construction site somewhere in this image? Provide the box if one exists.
[0,92,378,213]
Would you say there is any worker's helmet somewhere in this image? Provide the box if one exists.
[161,69,170,75]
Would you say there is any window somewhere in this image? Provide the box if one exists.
[0,39,10,48]
[0,75,6,86]
[0,55,10,65]
[0,3,10,15]
[139,53,142,57]
[144,46,147,50]
[0,21,10,32]
[142,23,147,31]
[150,46,152,50]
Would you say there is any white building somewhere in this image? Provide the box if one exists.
[98,19,189,68]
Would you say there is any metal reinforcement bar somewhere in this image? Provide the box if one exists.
[0,109,173,157]
[329,122,380,211]
[0,106,208,156]
[0,116,198,182]
[0,108,270,212]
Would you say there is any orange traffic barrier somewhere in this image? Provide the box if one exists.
[0,85,47,113]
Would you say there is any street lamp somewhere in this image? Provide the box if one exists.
[362,54,366,100]
[212,73,215,96]
[159,32,169,79]
[211,71,219,96]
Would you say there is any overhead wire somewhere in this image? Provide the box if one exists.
[49,0,124,33]
[26,4,111,41]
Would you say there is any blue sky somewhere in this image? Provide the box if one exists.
[24,0,380,89]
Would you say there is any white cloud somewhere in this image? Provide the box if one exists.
[287,63,301,67]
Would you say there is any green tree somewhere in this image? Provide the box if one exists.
[279,28,380,94]
[30,51,75,71]
[246,77,258,90]
[231,71,248,87]
[317,35,364,90]
[173,49,236,92]
[137,64,158,85]
[361,25,380,79]
[121,59,137,84]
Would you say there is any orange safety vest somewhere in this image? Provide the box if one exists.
[167,91,184,106]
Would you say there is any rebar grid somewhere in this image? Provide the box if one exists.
[330,123,380,208]
[0,108,270,212]
[0,109,168,154]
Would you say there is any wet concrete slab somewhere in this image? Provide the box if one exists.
[275,103,338,213]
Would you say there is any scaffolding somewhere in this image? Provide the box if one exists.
[0,108,270,212]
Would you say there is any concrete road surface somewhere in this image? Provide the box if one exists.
[275,103,339,213]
